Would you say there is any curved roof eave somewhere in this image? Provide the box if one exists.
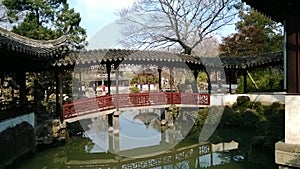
[53,49,205,69]
[0,27,71,59]
[53,49,283,71]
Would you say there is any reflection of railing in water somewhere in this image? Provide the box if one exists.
[122,143,212,169]
[63,92,210,121]
[63,140,240,168]
[65,142,212,168]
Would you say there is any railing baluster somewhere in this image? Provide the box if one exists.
[63,92,210,120]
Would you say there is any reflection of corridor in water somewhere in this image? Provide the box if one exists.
[71,108,245,168]
[62,139,241,169]
[11,126,277,169]
[133,110,160,129]
[84,108,197,155]
[84,109,161,154]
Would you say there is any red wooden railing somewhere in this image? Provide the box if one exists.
[63,92,210,120]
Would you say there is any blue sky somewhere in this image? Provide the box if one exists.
[69,0,237,49]
[69,0,135,41]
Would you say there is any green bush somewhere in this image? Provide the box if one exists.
[232,96,252,112]
[236,96,250,105]
[240,110,260,129]
[236,68,283,93]
[193,98,285,150]
[219,106,240,127]
[130,86,140,93]
[261,103,285,149]
[193,108,210,126]
[252,101,265,115]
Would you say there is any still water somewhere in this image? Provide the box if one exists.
[10,108,277,169]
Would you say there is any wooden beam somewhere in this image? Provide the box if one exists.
[247,71,259,89]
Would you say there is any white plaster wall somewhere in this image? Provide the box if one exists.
[210,94,225,106]
[0,112,35,133]
[211,93,285,106]
[285,96,300,144]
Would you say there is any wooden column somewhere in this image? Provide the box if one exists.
[55,70,63,122]
[243,69,247,93]
[284,16,300,144]
[115,64,120,109]
[228,69,232,94]
[169,67,174,104]
[273,10,300,169]
[192,70,199,93]
[16,71,27,103]
[106,63,112,95]
[205,70,211,94]
[286,16,300,93]
[158,67,162,91]
[160,108,165,122]
[0,72,4,85]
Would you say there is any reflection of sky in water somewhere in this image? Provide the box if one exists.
[83,116,109,153]
[84,108,197,155]
[80,109,243,168]
[199,152,244,168]
[200,153,224,168]
[119,111,160,138]
[119,111,161,150]
[84,109,163,152]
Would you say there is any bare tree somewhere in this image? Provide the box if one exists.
[193,37,221,56]
[116,0,240,54]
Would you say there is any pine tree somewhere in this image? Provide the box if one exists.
[3,0,87,49]
[219,7,283,57]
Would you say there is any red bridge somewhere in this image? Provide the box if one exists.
[63,92,210,121]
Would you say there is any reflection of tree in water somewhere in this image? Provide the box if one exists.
[81,115,112,152]
[216,151,233,164]
[87,116,108,134]
[132,108,198,149]
[47,136,94,167]
[64,136,94,153]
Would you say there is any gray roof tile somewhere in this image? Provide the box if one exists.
[54,49,283,70]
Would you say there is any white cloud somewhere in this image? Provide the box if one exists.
[88,20,123,50]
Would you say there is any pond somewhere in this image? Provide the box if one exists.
[9,108,277,169]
